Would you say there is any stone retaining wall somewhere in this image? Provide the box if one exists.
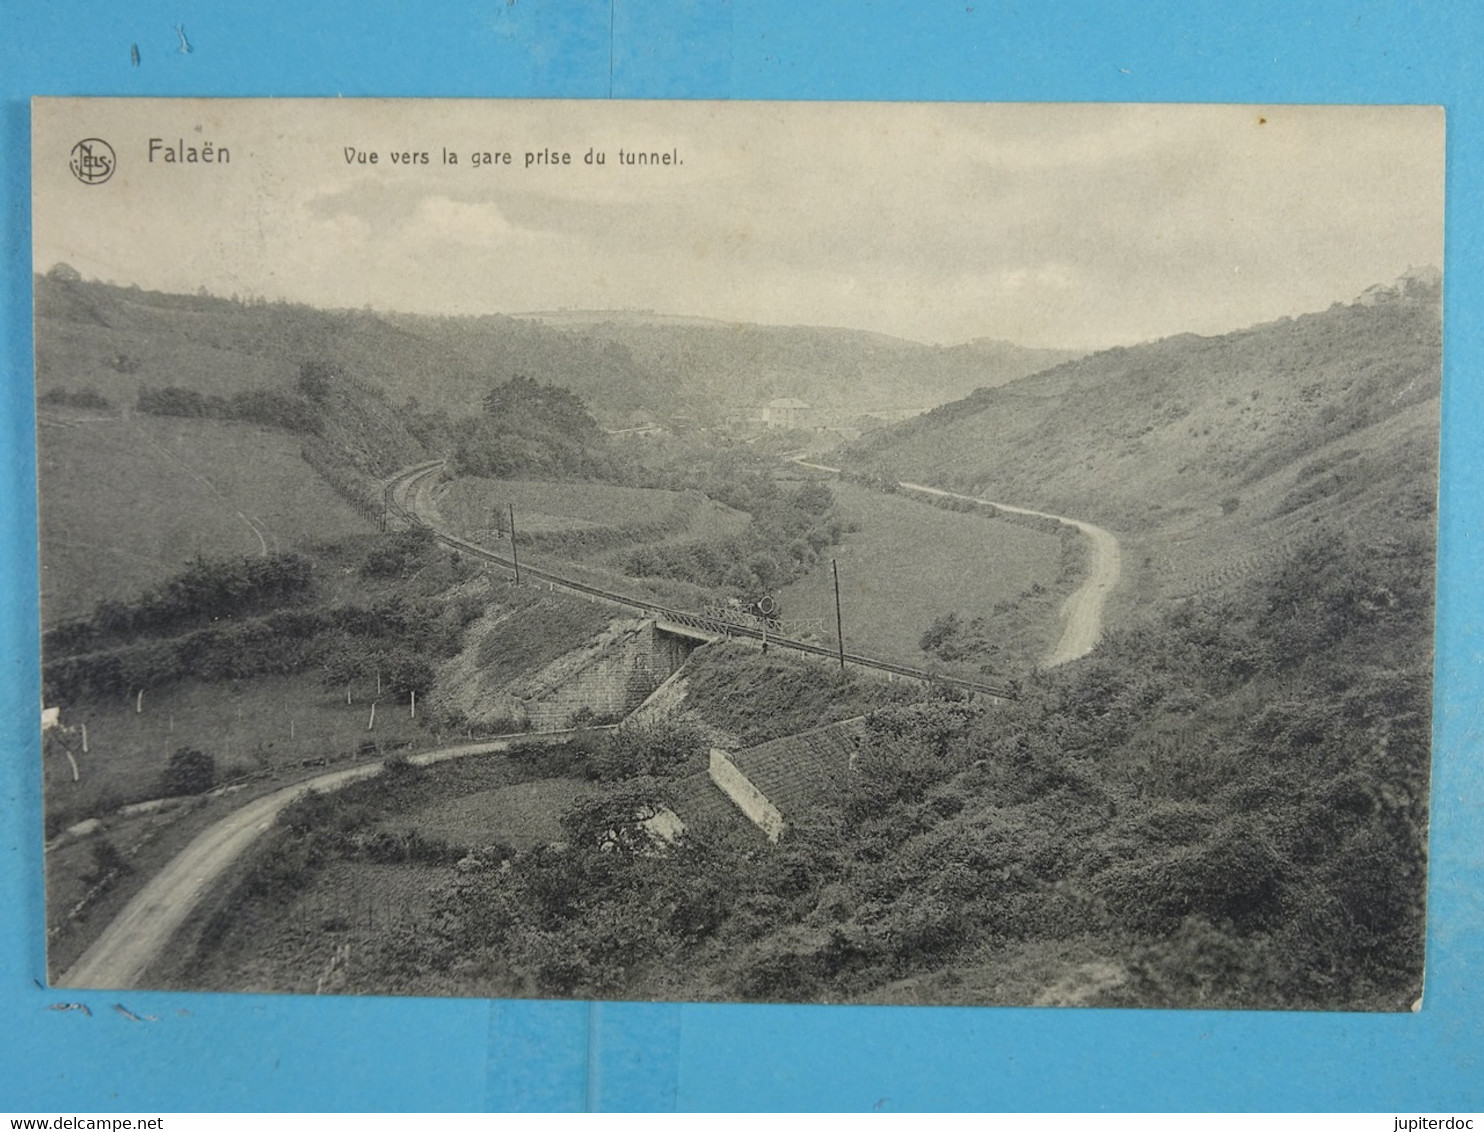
[521,620,700,731]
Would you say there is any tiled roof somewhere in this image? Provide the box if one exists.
[670,768,751,830]
[668,717,869,837]
[730,717,867,817]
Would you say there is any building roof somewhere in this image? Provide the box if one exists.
[767,397,811,409]
[730,716,867,817]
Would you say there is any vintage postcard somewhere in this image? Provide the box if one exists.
[32,99,1442,1009]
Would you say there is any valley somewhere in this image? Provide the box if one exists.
[34,266,1439,1011]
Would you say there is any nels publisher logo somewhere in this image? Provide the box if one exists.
[69,138,116,185]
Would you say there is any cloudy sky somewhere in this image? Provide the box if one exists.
[33,99,1444,349]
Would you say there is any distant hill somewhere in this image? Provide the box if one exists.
[34,271,463,408]
[36,265,1441,617]
[34,271,1080,427]
[375,310,671,417]
[682,272,1442,1010]
[506,312,1083,414]
[33,270,434,614]
[844,270,1442,606]
[32,271,659,423]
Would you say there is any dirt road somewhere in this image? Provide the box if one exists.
[57,730,605,991]
[897,483,1122,666]
[792,461,1121,667]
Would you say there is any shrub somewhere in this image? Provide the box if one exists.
[297,359,339,402]
[382,752,416,775]
[584,719,704,781]
[84,837,130,885]
[919,612,961,653]
[137,383,321,434]
[159,747,216,797]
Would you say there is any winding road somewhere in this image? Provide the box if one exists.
[58,729,606,991]
[793,460,1121,667]
[899,482,1121,667]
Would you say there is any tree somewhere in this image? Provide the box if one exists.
[586,719,703,781]
[560,781,669,855]
[378,648,434,696]
[160,747,216,797]
[84,838,130,886]
[919,612,961,654]
[297,359,340,402]
[793,481,834,516]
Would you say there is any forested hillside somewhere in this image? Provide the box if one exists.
[34,268,1076,425]
[847,269,1440,608]
[503,311,1081,412]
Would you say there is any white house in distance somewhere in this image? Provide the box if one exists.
[763,397,811,429]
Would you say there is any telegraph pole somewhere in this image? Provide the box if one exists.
[508,503,521,584]
[832,558,845,672]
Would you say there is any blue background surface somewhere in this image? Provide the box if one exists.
[0,0,1480,1112]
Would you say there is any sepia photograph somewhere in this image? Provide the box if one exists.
[31,98,1442,1010]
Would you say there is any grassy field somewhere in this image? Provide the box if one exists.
[42,672,434,833]
[681,641,925,746]
[425,474,755,609]
[147,749,594,995]
[41,559,627,977]
[774,480,1064,674]
[433,475,748,551]
[37,410,371,625]
[44,790,244,978]
[43,626,600,981]
[155,858,447,996]
[399,778,597,850]
[845,281,1441,612]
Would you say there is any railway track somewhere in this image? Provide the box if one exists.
[385,462,1016,700]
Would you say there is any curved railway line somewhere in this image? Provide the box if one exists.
[385,462,1018,700]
